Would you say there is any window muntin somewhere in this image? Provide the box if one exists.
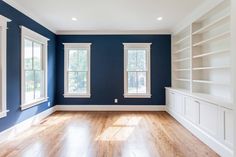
[124,43,151,98]
[64,43,91,98]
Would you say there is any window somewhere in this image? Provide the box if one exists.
[123,43,151,98]
[0,15,11,118]
[21,26,49,110]
[64,43,91,98]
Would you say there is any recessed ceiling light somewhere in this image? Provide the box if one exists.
[72,17,77,21]
[157,17,163,21]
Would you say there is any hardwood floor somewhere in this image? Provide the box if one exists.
[0,111,219,157]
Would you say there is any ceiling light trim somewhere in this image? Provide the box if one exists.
[3,0,56,33]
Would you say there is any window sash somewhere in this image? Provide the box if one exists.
[127,71,147,94]
[67,71,88,94]
[24,39,43,71]
[127,49,147,71]
[24,70,44,103]
[68,49,88,71]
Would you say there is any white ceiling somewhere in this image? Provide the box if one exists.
[4,0,207,34]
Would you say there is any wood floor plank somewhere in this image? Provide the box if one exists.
[0,111,219,157]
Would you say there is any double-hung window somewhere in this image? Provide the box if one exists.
[0,15,11,118]
[21,26,49,110]
[64,43,91,98]
[123,43,151,98]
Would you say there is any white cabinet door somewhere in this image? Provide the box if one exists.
[165,90,170,107]
[199,100,218,138]
[184,98,199,124]
[169,91,175,110]
[175,93,184,115]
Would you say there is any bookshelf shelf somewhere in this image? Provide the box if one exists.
[193,49,229,59]
[193,31,230,47]
[192,14,230,35]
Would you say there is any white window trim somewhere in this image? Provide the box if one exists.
[0,15,11,118]
[63,43,91,98]
[123,43,152,98]
[20,26,49,110]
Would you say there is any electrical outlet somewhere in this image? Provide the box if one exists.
[114,99,118,104]
[48,102,51,107]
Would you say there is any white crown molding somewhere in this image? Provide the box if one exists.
[56,30,171,35]
[171,0,224,34]
[3,0,56,33]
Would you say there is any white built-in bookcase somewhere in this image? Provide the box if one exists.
[172,26,191,92]
[172,0,232,106]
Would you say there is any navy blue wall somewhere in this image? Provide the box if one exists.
[0,1,56,132]
[56,35,171,105]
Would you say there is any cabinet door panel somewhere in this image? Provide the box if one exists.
[224,109,233,147]
[175,93,183,114]
[184,98,199,124]
[199,101,218,137]
[169,92,175,110]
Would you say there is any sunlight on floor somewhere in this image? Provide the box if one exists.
[63,123,90,157]
[95,116,142,141]
[22,142,43,157]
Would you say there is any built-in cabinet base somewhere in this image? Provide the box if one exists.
[166,87,233,157]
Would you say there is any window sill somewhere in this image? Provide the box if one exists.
[63,94,91,98]
[124,94,152,98]
[21,97,48,110]
[0,110,9,118]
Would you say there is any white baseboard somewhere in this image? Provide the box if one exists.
[0,107,56,143]
[55,105,166,111]
[166,109,233,157]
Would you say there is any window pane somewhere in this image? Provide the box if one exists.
[128,72,137,93]
[136,50,146,71]
[77,72,87,93]
[24,39,33,70]
[25,70,34,103]
[68,72,78,93]
[33,42,42,70]
[127,50,137,71]
[78,50,88,71]
[68,50,79,71]
[137,72,146,93]
[68,72,87,94]
[35,71,43,99]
